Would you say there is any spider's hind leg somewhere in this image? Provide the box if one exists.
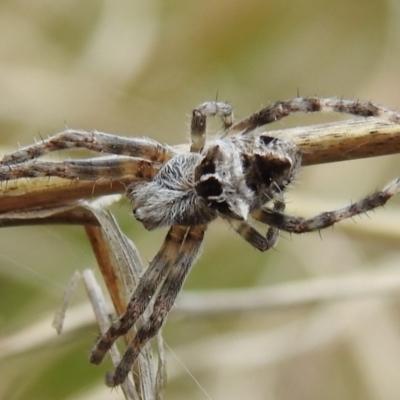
[253,177,400,233]
[190,101,233,152]
[226,97,400,135]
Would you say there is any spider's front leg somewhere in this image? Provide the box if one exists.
[104,225,205,387]
[90,225,205,387]
[254,177,400,233]
[89,225,188,366]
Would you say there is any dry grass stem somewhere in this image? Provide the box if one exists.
[82,269,138,400]
[176,268,400,317]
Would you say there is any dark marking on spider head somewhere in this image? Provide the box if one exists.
[194,145,222,181]
[194,144,250,220]
[260,136,276,145]
[194,146,224,204]
[195,176,222,198]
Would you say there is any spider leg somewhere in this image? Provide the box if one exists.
[0,157,157,182]
[190,101,233,152]
[105,225,205,387]
[89,225,190,366]
[225,217,279,252]
[225,97,400,135]
[226,198,286,252]
[1,129,172,165]
[254,177,400,233]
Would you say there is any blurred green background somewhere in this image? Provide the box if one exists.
[0,1,400,399]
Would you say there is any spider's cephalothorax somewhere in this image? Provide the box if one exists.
[1,97,399,388]
[130,134,301,230]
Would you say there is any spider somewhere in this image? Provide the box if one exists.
[1,97,400,387]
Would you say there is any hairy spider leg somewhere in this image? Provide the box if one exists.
[89,225,191,365]
[1,129,172,165]
[253,177,400,233]
[225,97,400,135]
[0,157,157,183]
[104,225,205,387]
[226,198,286,252]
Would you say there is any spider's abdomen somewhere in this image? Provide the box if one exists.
[128,153,217,230]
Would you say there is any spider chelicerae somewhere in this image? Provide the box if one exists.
[1,97,400,387]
